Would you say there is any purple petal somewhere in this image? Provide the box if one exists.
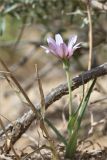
[55,45,63,58]
[55,34,63,45]
[47,37,56,45]
[68,42,81,58]
[73,43,81,51]
[68,49,73,58]
[69,35,77,45]
[60,43,68,57]
[68,35,77,52]
[42,34,81,60]
[48,42,58,56]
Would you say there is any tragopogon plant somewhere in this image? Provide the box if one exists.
[42,34,80,116]
[42,34,96,158]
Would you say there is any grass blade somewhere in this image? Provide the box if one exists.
[45,118,67,145]
[65,78,96,158]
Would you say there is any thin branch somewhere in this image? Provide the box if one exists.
[0,62,107,146]
[87,0,93,70]
[35,64,59,159]
[35,64,45,117]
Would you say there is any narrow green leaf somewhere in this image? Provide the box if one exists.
[65,79,96,158]
[65,130,78,158]
[67,97,84,135]
[77,78,96,128]
[67,112,77,135]
[45,118,67,145]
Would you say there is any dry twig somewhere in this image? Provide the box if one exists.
[0,117,19,159]
[87,0,93,70]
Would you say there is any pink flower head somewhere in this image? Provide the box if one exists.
[41,34,81,60]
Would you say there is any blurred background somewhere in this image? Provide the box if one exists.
[0,0,107,155]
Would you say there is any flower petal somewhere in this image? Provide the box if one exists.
[55,45,63,58]
[68,43,81,58]
[41,45,50,53]
[69,35,77,45]
[68,49,73,58]
[48,42,57,55]
[42,34,81,60]
[60,43,68,57]
[68,35,77,52]
[73,42,81,51]
[47,37,56,45]
[55,34,63,45]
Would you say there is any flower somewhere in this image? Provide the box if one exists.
[41,34,81,60]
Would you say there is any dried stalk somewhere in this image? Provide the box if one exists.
[35,65,59,160]
[0,117,19,160]
[87,0,93,70]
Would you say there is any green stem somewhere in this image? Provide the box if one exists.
[63,61,72,117]
[66,69,72,117]
[65,130,78,158]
